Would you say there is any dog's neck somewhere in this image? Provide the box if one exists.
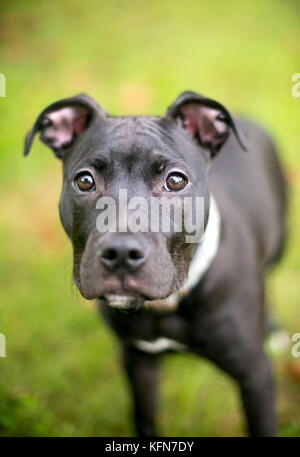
[145,194,221,311]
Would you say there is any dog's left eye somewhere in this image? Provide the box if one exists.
[164,173,187,192]
[74,172,96,192]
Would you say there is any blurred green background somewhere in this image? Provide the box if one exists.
[0,0,300,436]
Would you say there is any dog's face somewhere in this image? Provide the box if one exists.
[25,91,245,308]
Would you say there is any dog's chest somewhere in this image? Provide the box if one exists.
[129,311,191,354]
[131,336,188,353]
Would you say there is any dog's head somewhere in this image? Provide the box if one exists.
[24,91,246,308]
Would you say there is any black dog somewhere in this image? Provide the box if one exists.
[24,91,287,436]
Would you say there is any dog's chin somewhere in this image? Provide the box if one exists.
[102,294,145,309]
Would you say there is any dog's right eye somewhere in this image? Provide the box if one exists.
[74,172,96,192]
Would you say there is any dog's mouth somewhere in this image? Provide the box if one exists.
[76,267,180,308]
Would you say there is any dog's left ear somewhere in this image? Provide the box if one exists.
[166,91,247,158]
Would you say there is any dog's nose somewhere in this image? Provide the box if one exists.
[99,235,148,273]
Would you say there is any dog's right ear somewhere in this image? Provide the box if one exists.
[24,93,107,159]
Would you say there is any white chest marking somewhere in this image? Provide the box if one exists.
[132,337,188,354]
[186,194,221,288]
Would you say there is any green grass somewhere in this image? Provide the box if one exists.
[0,0,300,436]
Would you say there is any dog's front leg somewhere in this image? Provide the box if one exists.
[121,344,160,437]
[237,352,276,437]
[208,341,276,436]
[206,346,276,436]
[195,306,277,437]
